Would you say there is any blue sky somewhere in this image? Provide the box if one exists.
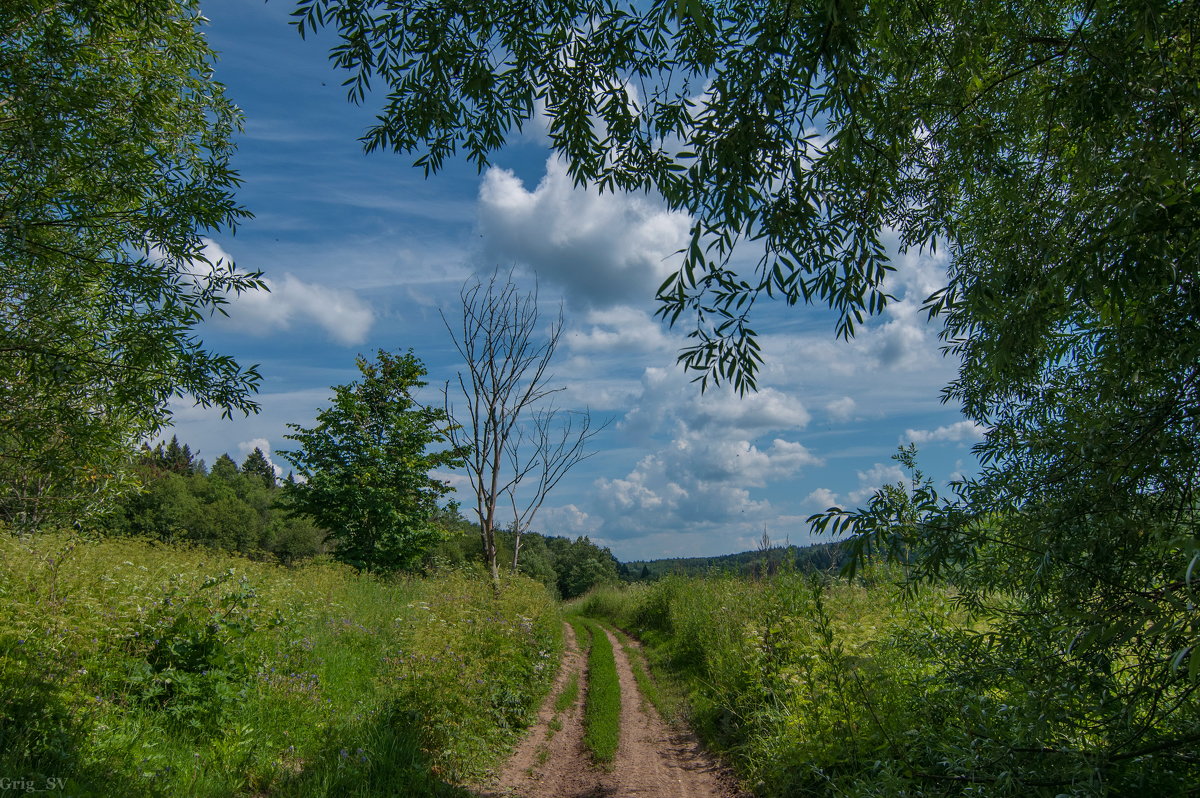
[172,0,982,561]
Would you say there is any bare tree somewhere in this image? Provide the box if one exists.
[442,270,605,585]
[504,405,602,574]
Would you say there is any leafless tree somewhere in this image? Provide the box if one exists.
[442,270,606,585]
[504,405,602,573]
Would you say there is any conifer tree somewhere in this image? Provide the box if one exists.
[240,447,276,490]
[210,454,239,482]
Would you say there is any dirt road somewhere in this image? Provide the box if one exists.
[477,622,747,798]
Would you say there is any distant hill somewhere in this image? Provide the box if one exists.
[620,540,847,582]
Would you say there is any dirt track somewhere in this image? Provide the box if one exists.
[476,622,747,798]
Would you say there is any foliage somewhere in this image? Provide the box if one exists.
[424,514,621,600]
[107,442,327,564]
[585,571,1200,795]
[553,669,580,716]
[210,453,240,482]
[381,571,562,780]
[282,350,467,573]
[550,535,621,599]
[294,0,1200,388]
[567,619,620,766]
[609,625,681,724]
[240,447,277,490]
[297,0,1200,783]
[1,0,265,530]
[0,531,560,795]
[623,541,846,582]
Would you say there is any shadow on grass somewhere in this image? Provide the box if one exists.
[272,702,473,798]
[0,653,158,798]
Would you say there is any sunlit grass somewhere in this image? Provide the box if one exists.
[578,619,620,766]
[573,566,962,796]
[0,531,561,796]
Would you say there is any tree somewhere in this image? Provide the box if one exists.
[209,454,240,482]
[442,271,604,585]
[1,0,264,531]
[297,0,1200,788]
[281,350,466,572]
[551,536,620,600]
[240,447,277,490]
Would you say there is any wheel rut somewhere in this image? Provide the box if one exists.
[476,621,746,798]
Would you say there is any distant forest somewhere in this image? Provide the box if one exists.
[620,541,846,582]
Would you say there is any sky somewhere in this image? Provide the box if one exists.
[171,0,983,561]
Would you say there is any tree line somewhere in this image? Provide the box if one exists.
[621,541,847,582]
[103,437,325,564]
[104,434,620,599]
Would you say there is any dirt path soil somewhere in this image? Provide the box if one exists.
[476,622,747,798]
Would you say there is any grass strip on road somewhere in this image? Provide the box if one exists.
[578,619,620,765]
[555,670,580,714]
[609,625,682,723]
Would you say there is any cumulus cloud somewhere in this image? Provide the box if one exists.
[477,155,690,309]
[538,504,602,537]
[903,420,986,445]
[825,396,857,422]
[592,365,820,540]
[847,463,907,505]
[565,306,673,356]
[805,487,841,509]
[806,462,908,512]
[620,367,812,441]
[194,239,374,345]
[222,272,374,345]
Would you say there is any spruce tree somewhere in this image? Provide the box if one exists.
[240,447,276,489]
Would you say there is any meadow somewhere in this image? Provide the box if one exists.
[574,563,1200,797]
[0,533,560,797]
[575,568,1002,796]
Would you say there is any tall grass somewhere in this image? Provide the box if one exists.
[577,567,962,796]
[0,532,561,796]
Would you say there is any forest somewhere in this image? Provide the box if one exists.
[3,0,1199,795]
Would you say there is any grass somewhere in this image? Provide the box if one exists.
[0,531,562,796]
[553,670,580,714]
[577,619,620,766]
[609,626,682,724]
[544,656,579,742]
[573,567,962,797]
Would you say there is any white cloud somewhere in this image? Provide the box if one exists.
[537,504,602,537]
[218,271,374,346]
[903,420,986,445]
[477,156,690,309]
[620,367,812,441]
[565,306,673,356]
[847,463,907,505]
[193,239,375,345]
[805,487,840,509]
[805,462,908,513]
[592,365,820,539]
[825,396,857,422]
